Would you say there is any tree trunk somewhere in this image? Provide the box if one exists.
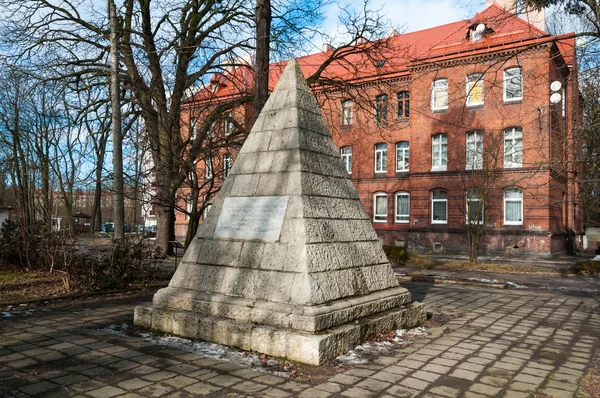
[109,0,125,240]
[253,0,271,122]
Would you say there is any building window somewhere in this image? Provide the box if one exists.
[208,122,215,139]
[466,73,484,107]
[431,189,448,224]
[186,195,194,220]
[224,112,233,136]
[190,117,198,139]
[396,141,409,172]
[397,91,410,119]
[205,156,213,179]
[504,127,522,168]
[375,143,387,173]
[373,193,388,223]
[341,146,352,174]
[395,192,410,223]
[223,153,232,177]
[504,188,523,225]
[432,79,448,111]
[466,189,483,224]
[203,203,212,220]
[375,94,388,124]
[341,99,353,126]
[466,131,483,170]
[504,67,523,102]
[432,134,447,171]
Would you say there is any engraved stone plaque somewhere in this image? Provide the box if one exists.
[215,196,289,242]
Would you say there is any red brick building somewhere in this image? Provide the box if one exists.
[178,1,583,256]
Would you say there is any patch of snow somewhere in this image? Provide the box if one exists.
[335,326,429,366]
[591,255,600,261]
[103,324,290,377]
[505,281,528,289]
[2,312,15,317]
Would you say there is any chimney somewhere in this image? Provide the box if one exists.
[485,0,546,32]
[322,43,334,52]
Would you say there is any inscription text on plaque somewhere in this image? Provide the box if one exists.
[215,196,289,242]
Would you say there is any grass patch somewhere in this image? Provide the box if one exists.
[562,260,600,276]
[440,261,558,274]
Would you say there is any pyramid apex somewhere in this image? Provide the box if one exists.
[271,58,311,93]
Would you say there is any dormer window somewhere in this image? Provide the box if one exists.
[468,23,492,42]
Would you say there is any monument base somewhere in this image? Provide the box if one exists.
[134,301,426,365]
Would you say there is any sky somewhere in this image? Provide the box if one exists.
[317,0,484,48]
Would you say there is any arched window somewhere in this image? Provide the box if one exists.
[466,131,483,170]
[504,67,523,102]
[466,73,484,106]
[432,79,448,111]
[431,189,448,224]
[466,189,484,224]
[504,188,523,225]
[432,134,447,171]
[397,91,410,119]
[373,193,388,223]
[395,192,410,223]
[396,142,409,172]
[375,143,387,173]
[504,127,522,168]
[340,146,352,174]
[341,99,353,126]
[375,94,388,123]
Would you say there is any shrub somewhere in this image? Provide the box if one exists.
[383,245,409,265]
[63,236,164,291]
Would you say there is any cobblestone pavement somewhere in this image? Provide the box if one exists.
[1,282,599,397]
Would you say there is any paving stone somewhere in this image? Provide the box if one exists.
[429,385,461,397]
[298,388,332,397]
[468,383,502,396]
[327,373,361,385]
[19,381,59,395]
[137,382,174,397]
[117,378,153,390]
[341,386,375,397]
[356,378,391,391]
[87,385,127,398]
[450,369,478,381]
[399,377,429,390]
[162,375,197,388]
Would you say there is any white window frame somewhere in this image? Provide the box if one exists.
[431,134,447,171]
[205,156,213,179]
[186,195,194,220]
[203,203,212,220]
[223,153,232,177]
[375,143,387,173]
[466,131,483,170]
[341,99,353,126]
[341,146,352,174]
[373,193,388,223]
[466,73,484,107]
[431,189,448,224]
[504,188,523,225]
[190,117,198,139]
[503,67,523,102]
[432,79,448,111]
[395,192,410,223]
[224,112,233,136]
[466,189,484,224]
[504,127,523,168]
[396,141,409,172]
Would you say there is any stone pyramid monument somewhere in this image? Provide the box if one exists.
[135,59,425,365]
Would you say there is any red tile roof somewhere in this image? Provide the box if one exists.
[187,3,574,104]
